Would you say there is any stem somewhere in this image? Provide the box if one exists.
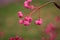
[39,11,40,18]
[38,9,40,18]
[53,2,60,9]
[28,1,54,17]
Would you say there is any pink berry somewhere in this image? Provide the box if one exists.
[24,16,32,23]
[35,18,43,25]
[23,20,30,26]
[18,11,23,18]
[9,37,14,40]
[19,19,23,24]
[30,5,35,10]
[24,1,30,8]
[28,5,35,10]
[26,0,32,2]
[24,1,35,10]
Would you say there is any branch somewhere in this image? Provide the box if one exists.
[53,2,60,9]
[29,1,54,16]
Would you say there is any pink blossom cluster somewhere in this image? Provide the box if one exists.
[9,35,23,40]
[17,0,43,26]
[35,18,43,25]
[18,11,43,26]
[18,11,32,26]
[19,16,32,26]
[24,0,36,10]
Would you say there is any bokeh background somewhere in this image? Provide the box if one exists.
[0,0,60,40]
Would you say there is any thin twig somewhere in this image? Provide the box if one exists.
[29,1,54,16]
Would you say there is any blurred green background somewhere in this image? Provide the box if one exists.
[0,0,60,40]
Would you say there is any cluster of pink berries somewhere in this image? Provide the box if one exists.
[9,35,23,40]
[18,11,43,26]
[18,0,43,26]
[24,0,36,10]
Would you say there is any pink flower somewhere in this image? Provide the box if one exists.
[24,0,35,10]
[23,20,30,26]
[35,18,43,25]
[19,19,24,24]
[24,16,32,23]
[45,23,55,34]
[26,0,32,2]
[28,5,35,10]
[24,1,29,8]
[55,16,60,22]
[18,11,23,18]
